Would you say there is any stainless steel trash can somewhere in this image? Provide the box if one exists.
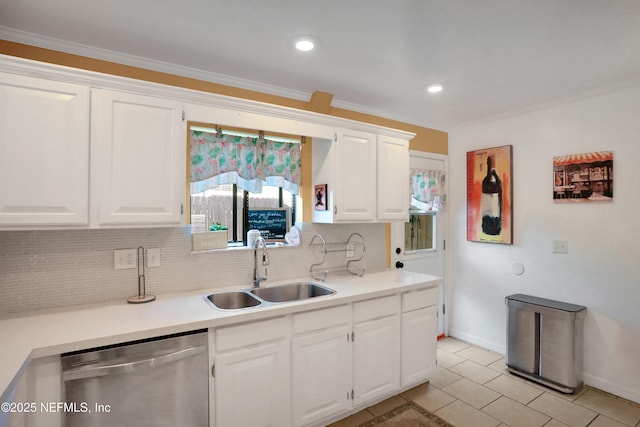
[505,294,586,394]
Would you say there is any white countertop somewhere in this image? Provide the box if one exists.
[0,270,441,403]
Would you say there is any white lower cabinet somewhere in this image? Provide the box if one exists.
[212,317,291,427]
[401,287,439,386]
[401,306,437,385]
[208,286,437,427]
[291,305,352,426]
[352,295,401,406]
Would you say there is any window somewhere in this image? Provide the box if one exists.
[189,124,302,246]
[405,212,436,251]
[190,184,297,244]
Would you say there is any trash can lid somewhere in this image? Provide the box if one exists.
[505,294,586,312]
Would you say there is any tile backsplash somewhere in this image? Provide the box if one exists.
[0,223,387,314]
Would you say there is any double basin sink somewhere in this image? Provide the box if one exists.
[206,282,335,310]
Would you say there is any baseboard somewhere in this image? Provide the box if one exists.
[583,373,640,405]
[447,328,505,355]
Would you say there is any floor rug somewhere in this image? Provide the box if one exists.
[359,401,454,427]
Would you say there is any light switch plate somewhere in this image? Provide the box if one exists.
[553,240,569,254]
[147,248,160,267]
[346,243,355,258]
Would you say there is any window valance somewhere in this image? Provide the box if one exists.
[410,168,447,211]
[190,129,302,195]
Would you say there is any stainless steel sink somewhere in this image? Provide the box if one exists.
[250,282,335,303]
[206,291,261,310]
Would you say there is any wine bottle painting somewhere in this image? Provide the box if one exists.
[467,145,513,244]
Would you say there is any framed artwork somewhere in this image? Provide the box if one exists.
[466,145,513,244]
[314,184,328,211]
[553,151,613,202]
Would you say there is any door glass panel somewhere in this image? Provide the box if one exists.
[404,212,436,252]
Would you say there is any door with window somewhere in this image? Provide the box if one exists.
[391,151,448,337]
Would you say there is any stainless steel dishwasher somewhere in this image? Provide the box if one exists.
[62,330,208,427]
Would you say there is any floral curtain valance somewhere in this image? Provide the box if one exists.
[190,129,302,195]
[410,168,447,211]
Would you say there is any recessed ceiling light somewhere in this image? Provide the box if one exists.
[295,37,316,52]
[426,84,443,93]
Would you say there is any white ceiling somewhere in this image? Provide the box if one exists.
[2,0,640,131]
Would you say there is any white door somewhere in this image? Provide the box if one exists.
[334,128,376,221]
[214,341,291,427]
[90,89,185,226]
[352,315,400,405]
[0,74,89,226]
[391,151,448,337]
[401,306,438,386]
[291,325,352,426]
[376,135,409,221]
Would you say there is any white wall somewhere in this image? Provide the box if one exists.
[448,86,640,403]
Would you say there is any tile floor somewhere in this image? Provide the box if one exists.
[330,337,640,427]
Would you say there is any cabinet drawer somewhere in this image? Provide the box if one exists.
[293,304,350,335]
[216,317,288,352]
[402,287,438,312]
[353,295,400,323]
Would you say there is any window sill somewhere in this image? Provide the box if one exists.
[191,241,299,254]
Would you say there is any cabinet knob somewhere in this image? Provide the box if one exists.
[395,261,404,269]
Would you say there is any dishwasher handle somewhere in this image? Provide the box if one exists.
[63,345,205,381]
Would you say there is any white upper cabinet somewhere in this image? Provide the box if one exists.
[377,135,409,221]
[90,90,185,226]
[0,74,90,227]
[312,129,410,223]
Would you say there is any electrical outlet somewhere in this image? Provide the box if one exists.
[114,249,137,269]
[552,240,569,254]
[346,243,355,258]
[147,248,160,267]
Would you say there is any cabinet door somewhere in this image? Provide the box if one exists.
[334,129,376,222]
[214,340,290,427]
[0,74,89,226]
[352,315,400,405]
[91,90,185,226]
[377,135,409,221]
[292,326,352,426]
[401,306,437,386]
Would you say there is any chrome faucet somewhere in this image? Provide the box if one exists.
[253,236,270,287]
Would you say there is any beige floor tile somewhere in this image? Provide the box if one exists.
[589,414,630,427]
[574,389,640,426]
[400,382,456,412]
[365,394,407,416]
[488,357,513,375]
[438,337,471,353]
[485,374,544,405]
[441,378,501,409]
[438,347,467,368]
[543,420,570,427]
[327,409,374,427]
[483,396,551,427]
[435,399,501,427]
[457,345,504,366]
[449,359,502,385]
[428,365,463,388]
[528,393,597,427]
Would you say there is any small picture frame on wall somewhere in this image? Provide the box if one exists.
[466,145,513,244]
[314,184,328,211]
[553,151,613,202]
